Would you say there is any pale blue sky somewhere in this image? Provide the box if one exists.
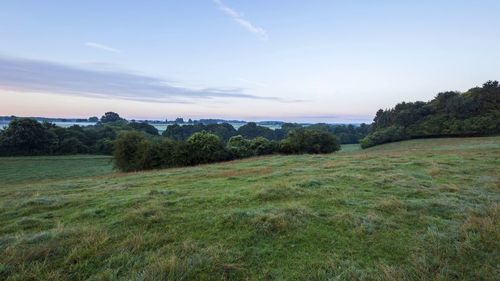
[1,0,499,122]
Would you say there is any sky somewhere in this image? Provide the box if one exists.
[1,0,499,123]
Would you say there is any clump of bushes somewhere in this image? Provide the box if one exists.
[280,128,341,154]
[113,128,341,172]
[360,126,408,148]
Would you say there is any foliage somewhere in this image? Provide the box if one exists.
[128,122,159,136]
[0,118,58,156]
[112,131,148,172]
[227,135,253,158]
[280,128,341,154]
[186,131,229,164]
[100,111,124,123]
[360,126,409,148]
[250,137,279,155]
[237,122,276,140]
[163,123,236,141]
[0,114,163,156]
[361,81,500,148]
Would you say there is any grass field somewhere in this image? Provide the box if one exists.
[0,155,113,185]
[0,137,499,280]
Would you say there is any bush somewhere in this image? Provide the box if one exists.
[360,126,408,148]
[237,122,276,140]
[227,135,253,158]
[128,122,159,135]
[157,138,189,167]
[113,131,147,172]
[250,137,279,155]
[58,137,89,154]
[0,118,58,156]
[280,128,340,154]
[186,131,229,165]
[93,138,114,155]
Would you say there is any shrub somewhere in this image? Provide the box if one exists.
[250,137,279,155]
[113,131,147,172]
[280,128,340,154]
[58,137,89,154]
[360,126,408,148]
[128,122,159,136]
[186,131,229,165]
[227,135,253,158]
[0,118,58,156]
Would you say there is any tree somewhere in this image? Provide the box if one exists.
[227,135,253,158]
[0,118,58,155]
[58,137,89,154]
[100,112,123,123]
[483,80,499,89]
[128,122,159,135]
[112,131,146,172]
[361,80,500,148]
[250,137,278,155]
[163,123,237,141]
[280,128,340,154]
[88,116,99,122]
[186,131,229,164]
[237,122,276,140]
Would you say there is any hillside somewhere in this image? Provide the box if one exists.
[361,81,500,148]
[0,137,499,280]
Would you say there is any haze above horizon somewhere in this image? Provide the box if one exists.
[1,0,499,123]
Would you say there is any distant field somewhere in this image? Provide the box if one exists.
[0,155,113,185]
[0,137,498,280]
[339,143,361,152]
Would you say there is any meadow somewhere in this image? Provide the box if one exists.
[0,137,498,280]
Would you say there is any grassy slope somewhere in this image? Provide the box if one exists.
[0,137,499,280]
[0,155,113,185]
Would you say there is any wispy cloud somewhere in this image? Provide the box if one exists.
[213,0,268,40]
[0,56,282,103]
[85,42,121,53]
[237,78,268,87]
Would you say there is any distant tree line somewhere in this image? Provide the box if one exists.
[1,111,366,165]
[0,112,160,156]
[360,81,500,148]
[163,121,370,143]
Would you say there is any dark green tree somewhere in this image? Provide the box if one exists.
[186,131,229,164]
[227,135,253,158]
[100,112,123,123]
[112,131,146,172]
[0,118,58,155]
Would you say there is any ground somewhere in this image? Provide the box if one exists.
[0,137,499,280]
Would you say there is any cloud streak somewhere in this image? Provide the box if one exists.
[213,0,268,40]
[85,42,121,53]
[0,56,280,103]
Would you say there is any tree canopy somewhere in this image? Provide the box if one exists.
[361,81,500,148]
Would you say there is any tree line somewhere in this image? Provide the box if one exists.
[113,128,341,172]
[360,80,500,148]
[0,112,369,165]
[164,121,370,143]
[0,112,160,156]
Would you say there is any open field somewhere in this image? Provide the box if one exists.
[0,137,499,280]
[0,155,113,185]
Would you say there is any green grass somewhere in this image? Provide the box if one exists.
[0,155,114,185]
[0,137,499,280]
[340,143,361,152]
